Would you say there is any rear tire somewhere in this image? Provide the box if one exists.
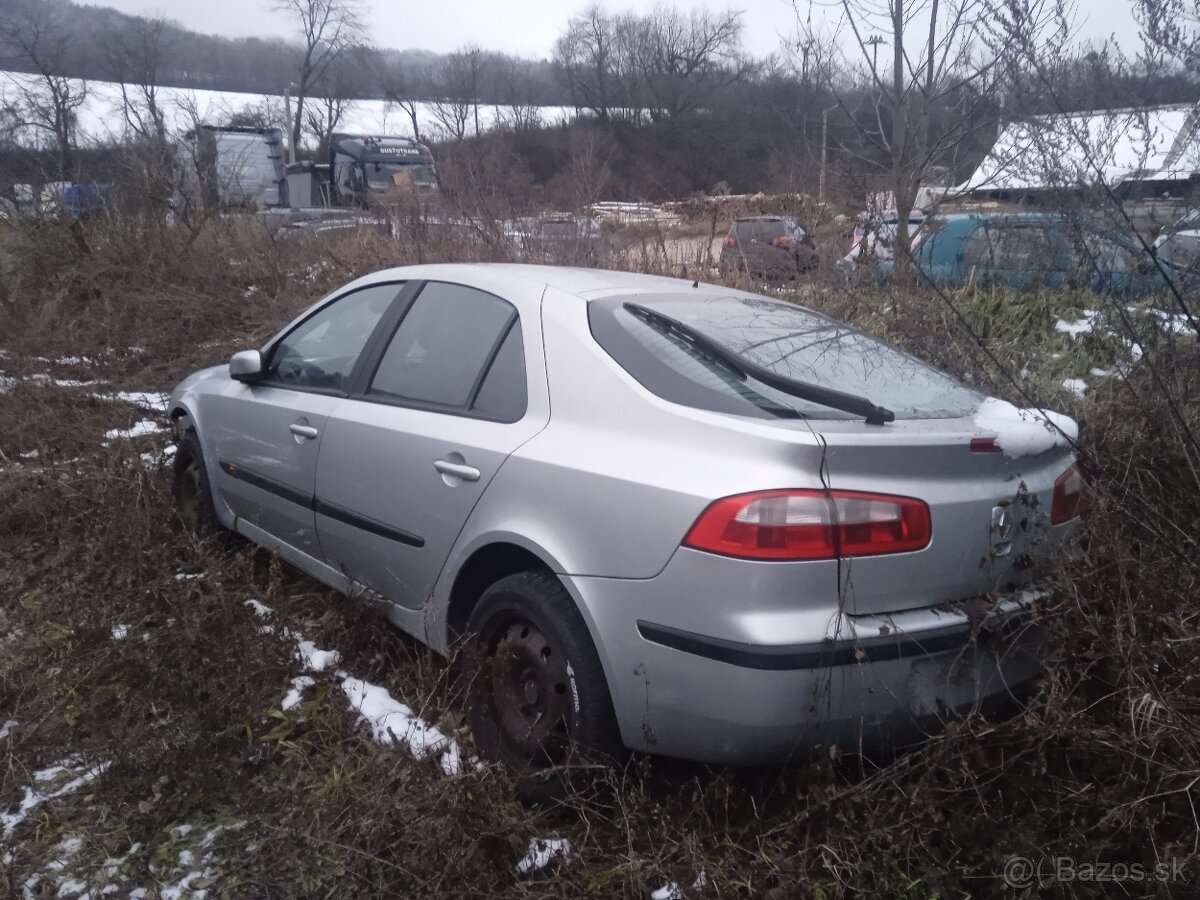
[465,571,624,803]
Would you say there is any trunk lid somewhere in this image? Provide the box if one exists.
[803,415,1076,615]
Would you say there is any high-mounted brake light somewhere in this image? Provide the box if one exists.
[970,437,1001,453]
[683,489,932,561]
[1051,464,1084,524]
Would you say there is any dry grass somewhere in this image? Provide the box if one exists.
[1,212,1198,898]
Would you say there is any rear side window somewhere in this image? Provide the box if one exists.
[589,294,983,420]
[368,282,525,419]
[471,324,527,421]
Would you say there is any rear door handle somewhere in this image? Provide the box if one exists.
[434,459,480,482]
[289,423,320,439]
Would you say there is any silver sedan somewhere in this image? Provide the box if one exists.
[170,264,1082,797]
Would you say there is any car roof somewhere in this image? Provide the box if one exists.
[734,215,788,222]
[933,211,1068,222]
[353,263,720,302]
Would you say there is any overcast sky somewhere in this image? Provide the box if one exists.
[91,0,1139,60]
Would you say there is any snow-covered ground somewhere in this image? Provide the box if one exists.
[0,71,576,148]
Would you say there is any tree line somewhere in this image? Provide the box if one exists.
[3,0,1200,213]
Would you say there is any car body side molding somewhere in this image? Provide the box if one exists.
[218,460,425,548]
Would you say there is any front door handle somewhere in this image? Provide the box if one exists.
[289,423,320,439]
[434,459,480,482]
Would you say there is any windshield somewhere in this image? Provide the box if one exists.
[363,163,437,190]
[590,294,983,420]
[734,219,787,241]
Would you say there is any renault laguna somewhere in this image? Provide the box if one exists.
[169,264,1082,796]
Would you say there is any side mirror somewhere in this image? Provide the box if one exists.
[229,349,263,382]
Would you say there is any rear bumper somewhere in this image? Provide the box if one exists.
[568,568,1051,765]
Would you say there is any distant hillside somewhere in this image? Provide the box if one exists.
[0,0,560,102]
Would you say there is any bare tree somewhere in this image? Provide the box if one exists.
[272,0,365,151]
[381,64,426,141]
[1,3,87,178]
[802,0,1062,273]
[632,6,748,121]
[103,15,172,145]
[497,57,544,132]
[556,5,620,121]
[428,45,483,141]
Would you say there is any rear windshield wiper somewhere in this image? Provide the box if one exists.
[624,302,895,425]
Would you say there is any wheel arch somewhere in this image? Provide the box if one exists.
[444,540,559,643]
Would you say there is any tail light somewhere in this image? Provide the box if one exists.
[771,236,793,249]
[723,235,737,248]
[684,490,932,561]
[1051,464,1085,524]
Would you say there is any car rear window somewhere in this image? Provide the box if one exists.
[734,219,787,241]
[589,294,983,420]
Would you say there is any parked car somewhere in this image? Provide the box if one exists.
[719,215,819,279]
[895,212,1164,296]
[1153,210,1200,276]
[836,209,926,277]
[520,214,607,263]
[170,264,1082,797]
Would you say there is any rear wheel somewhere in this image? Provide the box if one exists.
[465,571,623,802]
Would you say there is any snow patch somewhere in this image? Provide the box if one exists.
[244,599,274,618]
[95,391,171,413]
[0,720,15,740]
[339,674,465,775]
[111,624,129,640]
[516,837,572,875]
[1,758,110,838]
[1062,378,1088,396]
[651,871,708,899]
[174,571,204,582]
[245,605,469,775]
[1055,311,1099,337]
[104,419,165,442]
[294,637,340,672]
[973,398,1078,458]
[282,676,315,711]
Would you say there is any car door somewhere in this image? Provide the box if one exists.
[314,280,549,609]
[205,282,405,558]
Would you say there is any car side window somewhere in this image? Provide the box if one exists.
[962,226,994,270]
[471,323,527,421]
[1075,233,1138,275]
[989,226,1060,273]
[265,283,402,392]
[1159,232,1200,272]
[368,282,521,414]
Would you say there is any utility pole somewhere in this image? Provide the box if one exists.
[284,82,297,164]
[866,35,885,77]
[820,103,839,203]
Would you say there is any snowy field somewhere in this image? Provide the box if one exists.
[0,70,576,147]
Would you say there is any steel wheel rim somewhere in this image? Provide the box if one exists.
[480,615,571,769]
